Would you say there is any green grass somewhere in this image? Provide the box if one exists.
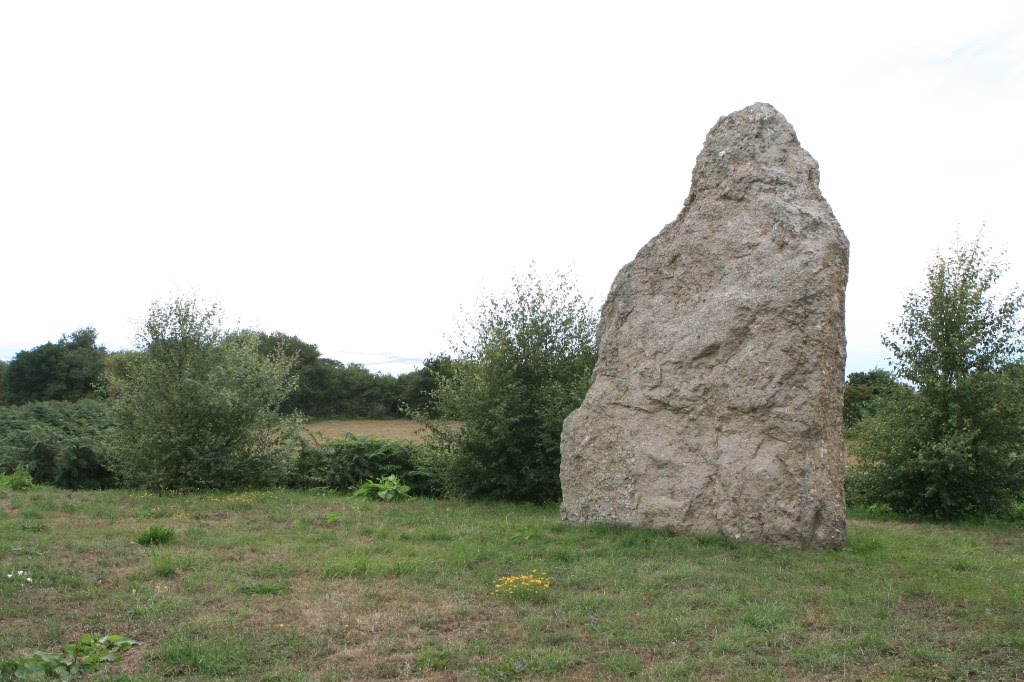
[1,487,1022,680]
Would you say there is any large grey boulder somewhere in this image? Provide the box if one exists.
[560,103,848,549]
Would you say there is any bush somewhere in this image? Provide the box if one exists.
[103,297,302,490]
[421,269,597,503]
[0,464,33,490]
[291,434,441,497]
[137,526,176,545]
[0,400,114,488]
[849,239,1024,518]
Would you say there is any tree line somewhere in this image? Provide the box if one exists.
[0,327,451,419]
[2,240,1023,521]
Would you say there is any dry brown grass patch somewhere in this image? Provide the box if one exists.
[304,419,461,443]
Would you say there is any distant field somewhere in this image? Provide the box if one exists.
[304,418,457,443]
[307,420,859,463]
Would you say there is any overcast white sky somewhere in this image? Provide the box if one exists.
[2,2,1023,376]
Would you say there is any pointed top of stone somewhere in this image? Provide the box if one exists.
[683,102,822,211]
[721,101,788,122]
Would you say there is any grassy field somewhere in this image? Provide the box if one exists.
[1,485,1022,681]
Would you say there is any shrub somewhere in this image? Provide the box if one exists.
[291,434,441,497]
[0,464,33,491]
[137,525,176,545]
[849,239,1024,518]
[421,268,597,503]
[103,297,302,490]
[0,400,113,488]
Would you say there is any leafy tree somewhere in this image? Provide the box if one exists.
[396,354,455,417]
[849,239,1024,518]
[239,330,424,419]
[843,369,911,428]
[351,367,399,418]
[249,331,321,368]
[423,270,598,502]
[232,330,329,415]
[0,360,7,404]
[290,359,394,418]
[3,328,107,404]
[103,298,301,490]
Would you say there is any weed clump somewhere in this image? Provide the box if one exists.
[137,525,175,546]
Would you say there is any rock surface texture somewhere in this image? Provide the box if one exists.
[560,103,848,549]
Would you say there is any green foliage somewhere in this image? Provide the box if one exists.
[291,434,440,497]
[850,239,1024,518]
[395,355,454,418]
[414,647,452,672]
[0,464,33,491]
[351,474,412,501]
[423,269,597,503]
[137,525,176,545]
[3,328,107,405]
[238,330,332,416]
[0,400,113,488]
[843,369,911,428]
[15,634,138,680]
[314,361,401,419]
[102,297,302,490]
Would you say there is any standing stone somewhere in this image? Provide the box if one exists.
[560,103,848,549]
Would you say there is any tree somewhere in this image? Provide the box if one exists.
[232,330,330,415]
[843,369,910,428]
[849,239,1024,518]
[423,270,598,502]
[238,330,424,418]
[3,328,107,404]
[289,358,397,418]
[396,354,455,417]
[103,298,301,490]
